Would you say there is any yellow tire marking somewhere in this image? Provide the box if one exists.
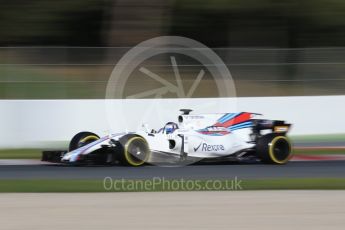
[268,136,292,164]
[124,136,150,166]
[80,135,99,143]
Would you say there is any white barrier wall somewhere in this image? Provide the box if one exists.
[0,96,344,148]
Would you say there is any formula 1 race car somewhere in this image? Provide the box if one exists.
[42,109,292,166]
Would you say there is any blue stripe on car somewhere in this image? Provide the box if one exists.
[218,113,238,123]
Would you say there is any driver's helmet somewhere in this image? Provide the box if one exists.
[164,122,178,134]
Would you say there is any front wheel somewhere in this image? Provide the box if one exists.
[118,135,151,166]
[69,131,100,151]
[256,133,292,164]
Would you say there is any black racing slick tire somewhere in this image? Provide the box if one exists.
[69,131,100,151]
[118,134,151,167]
[256,133,292,164]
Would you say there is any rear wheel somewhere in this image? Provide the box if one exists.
[69,131,100,151]
[256,133,292,164]
[118,135,151,166]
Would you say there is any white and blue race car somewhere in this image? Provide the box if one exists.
[42,109,292,166]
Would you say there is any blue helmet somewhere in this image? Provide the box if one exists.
[164,122,178,134]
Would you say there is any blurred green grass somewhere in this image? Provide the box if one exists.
[2,63,345,99]
[243,178,345,190]
[0,149,42,159]
[291,133,345,143]
[0,178,344,192]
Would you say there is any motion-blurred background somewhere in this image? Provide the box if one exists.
[1,0,345,99]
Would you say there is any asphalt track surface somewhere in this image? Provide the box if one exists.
[2,191,345,230]
[1,140,344,180]
[0,160,345,180]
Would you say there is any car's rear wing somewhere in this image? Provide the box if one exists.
[251,119,292,134]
